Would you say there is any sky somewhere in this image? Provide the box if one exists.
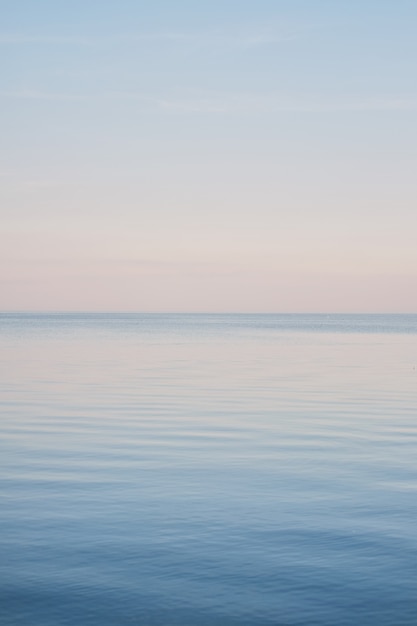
[1,0,416,312]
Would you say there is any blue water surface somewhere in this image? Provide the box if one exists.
[1,314,417,625]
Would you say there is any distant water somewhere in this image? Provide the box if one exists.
[1,313,417,626]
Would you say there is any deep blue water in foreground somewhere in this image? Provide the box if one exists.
[1,313,417,626]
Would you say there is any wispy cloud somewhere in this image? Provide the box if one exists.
[135,29,297,47]
[130,92,417,114]
[0,89,90,101]
[0,34,94,45]
[165,94,417,114]
[0,26,298,49]
[1,88,415,113]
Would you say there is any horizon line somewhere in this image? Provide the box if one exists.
[1,311,416,316]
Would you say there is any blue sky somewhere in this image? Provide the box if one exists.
[1,1,416,311]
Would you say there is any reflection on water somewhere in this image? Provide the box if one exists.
[1,314,417,625]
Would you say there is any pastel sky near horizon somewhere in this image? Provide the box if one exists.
[1,0,416,312]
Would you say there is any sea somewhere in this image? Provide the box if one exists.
[1,313,416,626]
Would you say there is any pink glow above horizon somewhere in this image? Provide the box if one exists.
[1,1,417,312]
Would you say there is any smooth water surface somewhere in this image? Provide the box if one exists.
[1,314,417,625]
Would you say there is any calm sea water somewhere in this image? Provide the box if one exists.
[1,313,417,626]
